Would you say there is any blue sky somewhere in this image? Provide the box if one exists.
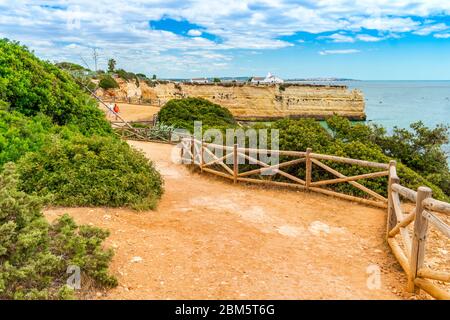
[1,1,450,79]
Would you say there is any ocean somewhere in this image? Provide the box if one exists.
[297,80,450,159]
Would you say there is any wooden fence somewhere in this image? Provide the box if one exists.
[180,137,390,208]
[115,127,174,143]
[387,163,450,299]
[180,137,450,299]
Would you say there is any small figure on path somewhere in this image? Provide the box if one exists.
[113,103,120,121]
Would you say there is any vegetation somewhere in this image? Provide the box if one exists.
[0,163,117,299]
[17,130,163,210]
[107,58,116,73]
[0,39,164,209]
[55,62,89,72]
[98,75,119,90]
[326,116,450,196]
[0,38,167,299]
[0,39,110,136]
[272,118,448,200]
[157,97,449,200]
[158,97,236,132]
[213,78,221,83]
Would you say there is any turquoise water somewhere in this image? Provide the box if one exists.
[347,81,450,131]
[300,80,450,159]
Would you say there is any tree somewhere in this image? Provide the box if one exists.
[107,58,116,73]
[213,77,221,83]
[152,74,157,80]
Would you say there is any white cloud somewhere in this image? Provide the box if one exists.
[1,0,450,76]
[412,23,449,35]
[187,29,202,36]
[319,49,360,55]
[321,33,355,43]
[434,33,450,38]
[356,34,385,42]
[353,17,420,33]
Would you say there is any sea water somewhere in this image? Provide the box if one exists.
[300,80,450,160]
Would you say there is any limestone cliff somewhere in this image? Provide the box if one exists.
[96,79,366,120]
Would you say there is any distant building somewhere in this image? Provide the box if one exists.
[191,77,209,84]
[251,72,284,84]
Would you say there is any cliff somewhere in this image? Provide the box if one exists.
[96,79,366,120]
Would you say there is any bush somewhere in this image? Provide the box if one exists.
[0,110,164,209]
[158,97,236,132]
[0,111,53,166]
[0,163,117,299]
[326,115,450,197]
[272,118,448,200]
[55,62,89,72]
[0,39,111,136]
[0,40,164,210]
[98,75,119,90]
[17,131,164,210]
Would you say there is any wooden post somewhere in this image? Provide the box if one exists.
[180,140,184,163]
[233,144,238,184]
[408,186,432,293]
[305,148,312,190]
[191,136,195,165]
[387,160,400,238]
[200,140,204,173]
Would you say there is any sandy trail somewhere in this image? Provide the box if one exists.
[100,102,160,122]
[45,141,410,299]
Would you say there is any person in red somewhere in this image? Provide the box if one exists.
[113,103,120,120]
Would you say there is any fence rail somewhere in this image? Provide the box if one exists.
[115,127,174,143]
[179,137,450,299]
[181,138,390,209]
[386,163,450,300]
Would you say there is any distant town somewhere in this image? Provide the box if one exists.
[166,74,358,84]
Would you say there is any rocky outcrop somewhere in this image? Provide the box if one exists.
[96,80,366,120]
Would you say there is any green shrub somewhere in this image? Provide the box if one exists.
[272,118,448,201]
[158,97,236,132]
[55,62,89,72]
[0,40,165,210]
[115,69,136,82]
[0,111,53,166]
[17,132,163,210]
[326,115,450,197]
[98,75,119,90]
[0,163,117,300]
[0,39,111,136]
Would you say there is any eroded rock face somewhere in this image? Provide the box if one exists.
[96,81,366,120]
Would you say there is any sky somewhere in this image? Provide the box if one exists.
[1,1,450,79]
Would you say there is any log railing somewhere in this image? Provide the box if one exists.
[386,162,450,300]
[115,127,173,143]
[181,138,390,208]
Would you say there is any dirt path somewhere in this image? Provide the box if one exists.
[100,102,160,122]
[45,141,410,300]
